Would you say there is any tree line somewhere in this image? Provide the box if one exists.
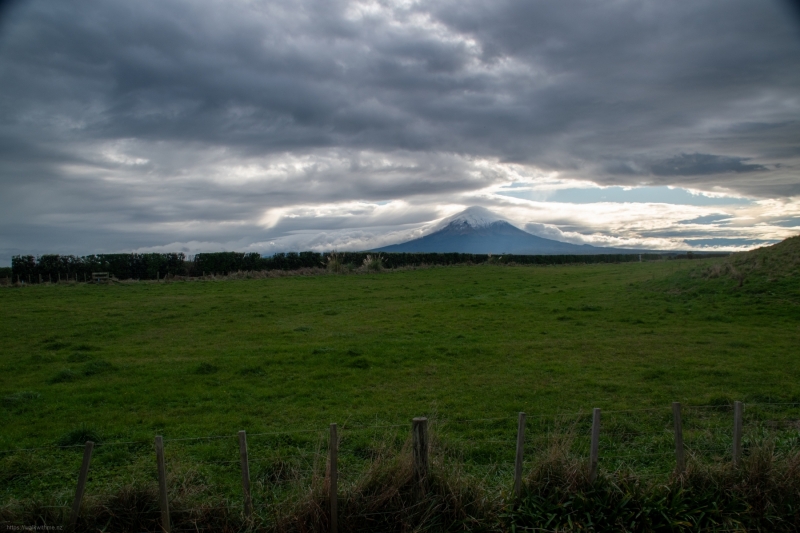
[6,251,679,282]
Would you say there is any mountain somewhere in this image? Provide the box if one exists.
[374,206,640,255]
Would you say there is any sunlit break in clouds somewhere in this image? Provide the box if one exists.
[1,0,800,263]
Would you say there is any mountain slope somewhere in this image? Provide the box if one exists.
[375,206,639,255]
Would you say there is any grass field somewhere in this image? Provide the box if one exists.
[2,256,800,528]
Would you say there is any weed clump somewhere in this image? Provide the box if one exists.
[67,352,94,363]
[57,425,102,446]
[238,365,264,376]
[43,340,70,351]
[73,344,96,352]
[2,391,40,406]
[312,347,333,354]
[82,359,114,375]
[348,357,371,369]
[48,369,76,384]
[256,458,303,485]
[195,362,219,375]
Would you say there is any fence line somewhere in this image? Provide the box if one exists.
[4,400,800,532]
[3,400,798,456]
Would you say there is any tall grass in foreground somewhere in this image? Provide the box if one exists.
[3,430,800,532]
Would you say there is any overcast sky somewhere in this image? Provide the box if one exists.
[1,0,799,264]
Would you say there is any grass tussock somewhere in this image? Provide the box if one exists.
[361,254,384,273]
[0,480,242,533]
[325,251,347,274]
[56,425,103,446]
[508,437,800,532]
[272,436,492,533]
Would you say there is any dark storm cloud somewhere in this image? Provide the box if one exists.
[650,154,768,177]
[1,0,799,259]
[3,0,798,163]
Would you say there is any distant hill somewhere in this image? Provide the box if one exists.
[704,234,800,285]
[375,206,643,255]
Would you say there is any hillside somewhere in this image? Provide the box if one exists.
[647,234,800,320]
[704,234,800,284]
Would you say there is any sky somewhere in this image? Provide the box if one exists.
[1,0,800,265]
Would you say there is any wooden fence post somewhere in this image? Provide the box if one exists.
[329,423,338,533]
[412,417,429,484]
[155,436,170,533]
[673,402,685,474]
[590,408,601,483]
[514,412,526,500]
[733,401,743,466]
[70,441,94,528]
[239,430,252,518]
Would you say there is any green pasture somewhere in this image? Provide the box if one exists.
[1,258,799,504]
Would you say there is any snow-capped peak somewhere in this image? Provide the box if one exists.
[437,206,509,229]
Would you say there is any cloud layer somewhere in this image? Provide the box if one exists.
[1,0,799,262]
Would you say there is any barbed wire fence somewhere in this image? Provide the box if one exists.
[2,401,799,531]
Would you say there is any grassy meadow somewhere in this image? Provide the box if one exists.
[2,254,800,529]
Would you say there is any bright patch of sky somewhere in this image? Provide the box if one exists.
[496,185,754,206]
[685,238,778,247]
